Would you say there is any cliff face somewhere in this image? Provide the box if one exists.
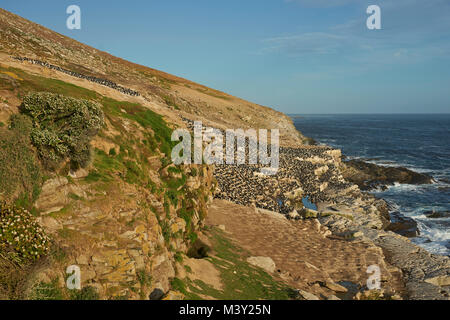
[32,166,215,299]
[0,60,216,299]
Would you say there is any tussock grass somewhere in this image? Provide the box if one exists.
[0,115,42,207]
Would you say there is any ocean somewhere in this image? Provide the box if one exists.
[291,114,450,256]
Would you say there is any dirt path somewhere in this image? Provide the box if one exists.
[206,199,405,298]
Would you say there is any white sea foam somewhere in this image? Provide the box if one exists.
[365,159,433,174]
[372,182,424,194]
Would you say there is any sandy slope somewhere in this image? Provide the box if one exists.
[206,199,405,298]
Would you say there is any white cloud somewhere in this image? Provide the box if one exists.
[261,0,450,66]
[262,32,348,56]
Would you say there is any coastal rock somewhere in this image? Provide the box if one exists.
[314,165,329,178]
[386,212,420,238]
[325,149,342,163]
[424,210,450,219]
[342,160,433,191]
[288,209,300,220]
[300,208,318,219]
[373,233,450,300]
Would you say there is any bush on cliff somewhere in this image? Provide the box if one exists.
[20,92,105,170]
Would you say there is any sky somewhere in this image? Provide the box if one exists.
[1,0,450,114]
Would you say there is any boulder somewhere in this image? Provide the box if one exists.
[324,280,348,293]
[386,212,420,238]
[342,159,433,191]
[424,210,450,219]
[149,288,165,300]
[297,290,320,300]
[300,208,318,219]
[69,168,89,179]
[288,209,300,220]
[246,256,276,273]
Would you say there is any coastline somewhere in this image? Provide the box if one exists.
[290,114,450,255]
[289,120,450,299]
[210,117,450,299]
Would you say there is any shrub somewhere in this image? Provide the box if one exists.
[0,202,51,262]
[20,92,104,170]
[109,148,117,156]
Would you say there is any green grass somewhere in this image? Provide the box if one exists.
[184,265,192,274]
[174,252,184,263]
[69,286,100,300]
[29,279,64,300]
[0,115,43,207]
[29,279,99,300]
[137,269,153,287]
[68,192,84,201]
[101,97,175,156]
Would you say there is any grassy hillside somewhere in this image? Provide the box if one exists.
[0,8,306,147]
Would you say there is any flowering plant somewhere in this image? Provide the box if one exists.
[0,202,50,262]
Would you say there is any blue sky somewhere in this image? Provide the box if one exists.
[2,0,450,114]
